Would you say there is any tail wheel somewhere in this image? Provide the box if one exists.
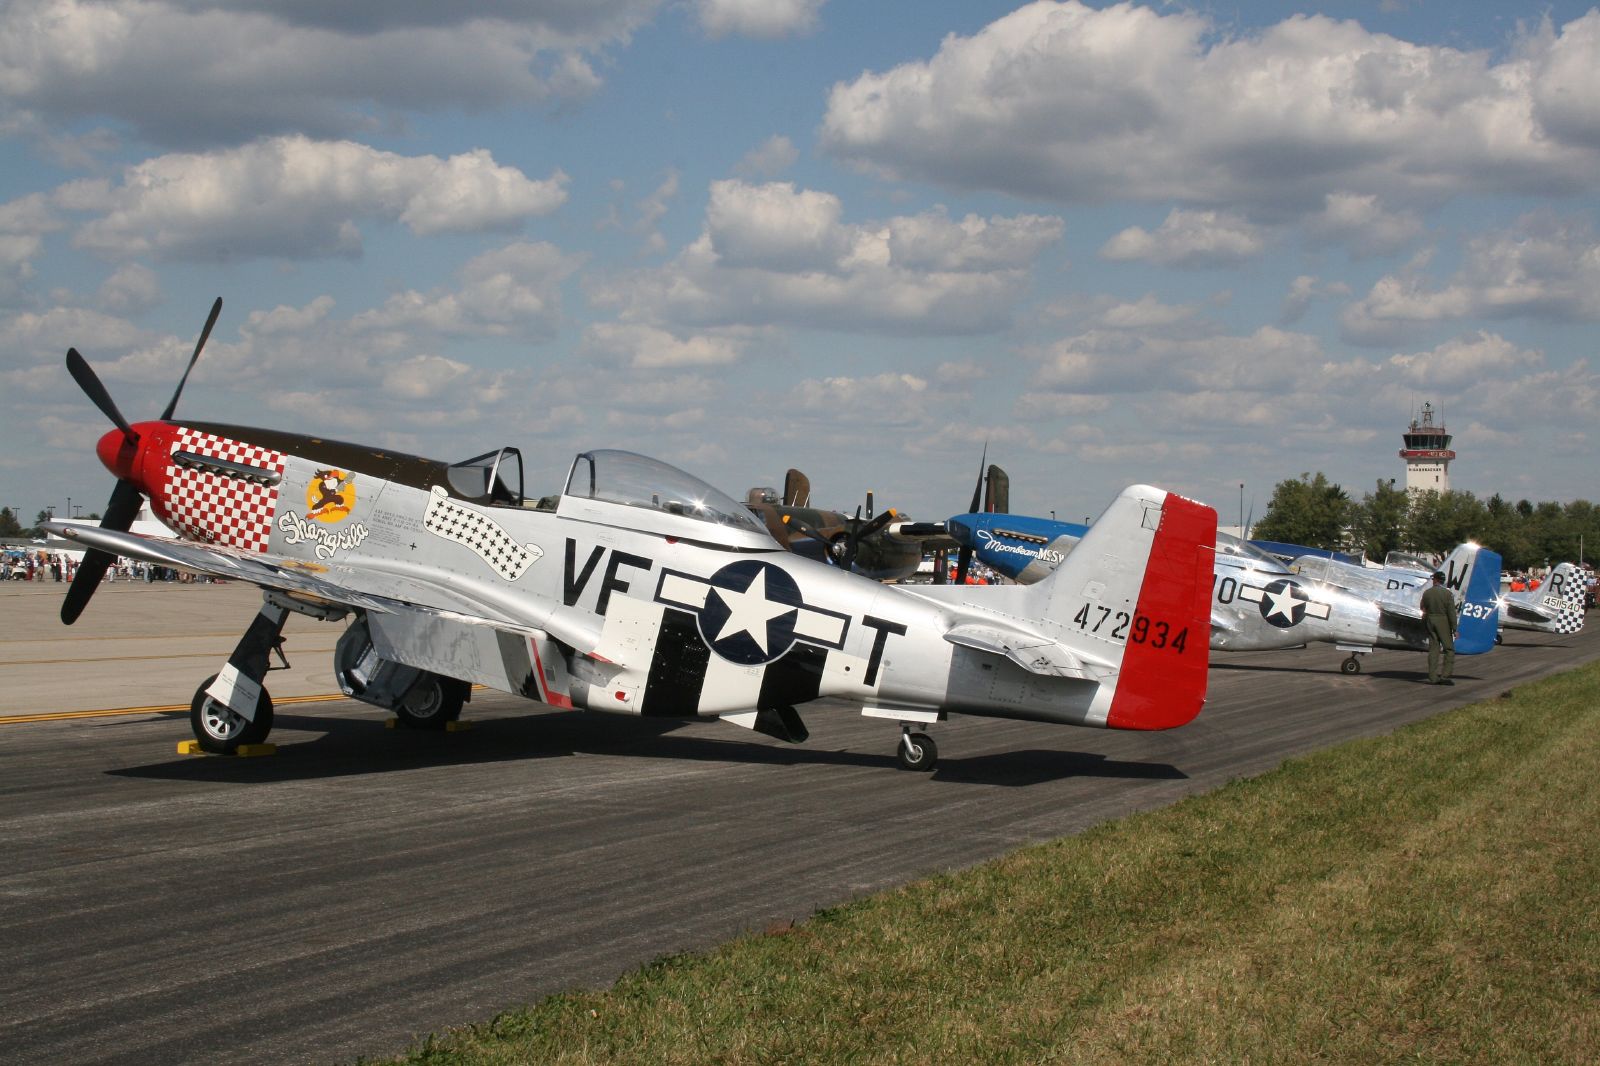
[190,673,274,754]
[394,674,468,730]
[896,731,938,772]
[1340,656,1361,675]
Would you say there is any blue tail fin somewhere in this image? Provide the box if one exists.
[1455,548,1502,655]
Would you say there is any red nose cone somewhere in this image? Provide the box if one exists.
[96,428,140,482]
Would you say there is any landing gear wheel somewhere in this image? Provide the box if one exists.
[896,731,938,772]
[393,674,467,730]
[190,673,274,754]
[1495,631,1504,645]
[1340,656,1362,675]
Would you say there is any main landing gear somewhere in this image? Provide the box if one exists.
[187,597,474,753]
[1340,655,1362,675]
[897,725,938,772]
[391,673,470,730]
[189,599,293,754]
[334,614,469,729]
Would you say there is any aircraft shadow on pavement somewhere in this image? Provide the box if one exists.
[105,709,1185,787]
[1362,669,1484,683]
[1212,661,1352,675]
[930,749,1186,787]
[1213,661,1485,684]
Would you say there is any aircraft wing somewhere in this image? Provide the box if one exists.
[48,523,603,654]
[943,621,1116,681]
[1375,598,1424,621]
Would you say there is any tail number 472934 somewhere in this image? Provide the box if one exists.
[1072,603,1189,653]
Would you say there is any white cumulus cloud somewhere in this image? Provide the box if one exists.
[592,180,1063,337]
[0,0,658,148]
[66,137,567,261]
[695,0,825,40]
[1100,209,1266,267]
[820,2,1600,216]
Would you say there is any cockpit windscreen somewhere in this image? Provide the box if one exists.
[564,449,768,535]
[1216,532,1291,573]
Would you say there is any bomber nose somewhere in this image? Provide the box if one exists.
[95,427,140,482]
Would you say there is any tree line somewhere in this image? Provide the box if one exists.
[1251,473,1597,571]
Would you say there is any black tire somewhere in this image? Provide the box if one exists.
[393,674,467,730]
[896,731,938,772]
[1495,631,1504,645]
[1340,657,1361,675]
[190,673,274,754]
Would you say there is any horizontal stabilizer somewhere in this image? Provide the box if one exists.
[1503,601,1557,624]
[943,622,1115,680]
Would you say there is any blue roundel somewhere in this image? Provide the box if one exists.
[697,560,803,664]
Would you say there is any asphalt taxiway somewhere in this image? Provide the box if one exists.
[3,581,1596,1065]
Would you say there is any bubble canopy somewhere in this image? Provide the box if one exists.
[1215,531,1291,573]
[559,449,774,545]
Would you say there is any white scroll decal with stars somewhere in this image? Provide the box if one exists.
[423,486,543,581]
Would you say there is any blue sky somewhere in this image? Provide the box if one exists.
[3,0,1597,531]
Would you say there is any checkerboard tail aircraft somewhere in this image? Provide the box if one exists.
[1499,562,1587,637]
[48,301,1217,770]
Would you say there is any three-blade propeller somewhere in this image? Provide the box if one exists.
[59,298,222,625]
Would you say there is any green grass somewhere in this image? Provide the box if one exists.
[378,664,1600,1064]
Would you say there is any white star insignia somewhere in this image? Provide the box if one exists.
[1263,585,1301,622]
[710,569,795,654]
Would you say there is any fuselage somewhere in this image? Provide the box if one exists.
[99,421,1135,729]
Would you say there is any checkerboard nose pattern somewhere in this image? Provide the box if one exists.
[159,427,285,552]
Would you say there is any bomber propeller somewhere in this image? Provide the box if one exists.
[59,298,223,625]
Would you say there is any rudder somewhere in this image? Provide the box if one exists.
[1028,485,1216,730]
[1454,546,1502,655]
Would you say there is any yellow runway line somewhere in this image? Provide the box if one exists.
[0,692,350,725]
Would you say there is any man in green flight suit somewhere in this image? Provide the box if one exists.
[1420,570,1457,685]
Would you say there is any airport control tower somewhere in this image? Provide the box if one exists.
[1399,402,1455,493]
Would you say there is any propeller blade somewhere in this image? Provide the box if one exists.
[66,348,138,442]
[954,544,973,585]
[782,515,840,566]
[857,508,897,540]
[160,296,222,420]
[951,444,987,585]
[966,444,988,514]
[60,479,144,625]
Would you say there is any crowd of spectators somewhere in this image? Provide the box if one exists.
[2,551,212,584]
